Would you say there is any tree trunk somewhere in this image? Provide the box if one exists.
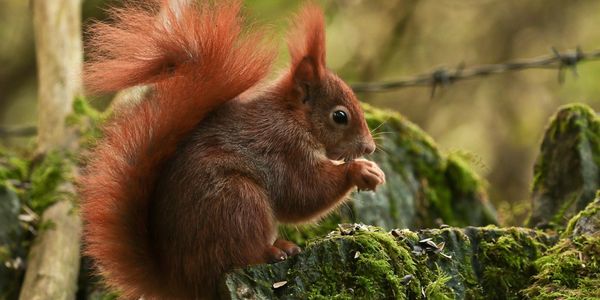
[32,0,83,152]
[19,1,84,299]
[19,200,82,300]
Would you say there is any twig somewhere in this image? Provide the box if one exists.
[351,47,600,95]
[0,126,37,138]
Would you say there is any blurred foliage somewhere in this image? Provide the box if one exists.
[0,146,73,299]
[66,96,109,149]
[0,98,126,300]
[0,147,71,216]
[2,0,600,226]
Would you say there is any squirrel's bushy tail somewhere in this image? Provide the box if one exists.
[79,0,275,298]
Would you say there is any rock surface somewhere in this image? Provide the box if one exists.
[529,104,600,228]
[223,223,558,300]
[356,104,497,229]
[223,196,600,300]
[523,195,600,299]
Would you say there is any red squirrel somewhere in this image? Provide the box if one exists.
[80,0,385,299]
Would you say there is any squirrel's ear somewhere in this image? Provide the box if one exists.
[288,3,326,84]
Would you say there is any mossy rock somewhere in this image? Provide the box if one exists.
[223,224,556,300]
[280,105,497,246]
[224,196,600,299]
[529,103,600,228]
[523,194,600,299]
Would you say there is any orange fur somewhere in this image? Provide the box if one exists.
[80,1,275,298]
[287,3,326,79]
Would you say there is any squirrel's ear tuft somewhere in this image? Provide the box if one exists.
[287,3,326,83]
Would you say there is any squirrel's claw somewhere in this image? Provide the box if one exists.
[274,239,302,257]
[264,246,288,264]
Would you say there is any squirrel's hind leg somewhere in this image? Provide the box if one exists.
[213,174,280,267]
[215,175,305,266]
[274,239,302,257]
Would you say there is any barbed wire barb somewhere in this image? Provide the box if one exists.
[351,47,600,93]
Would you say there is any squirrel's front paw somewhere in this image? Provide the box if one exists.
[348,159,385,191]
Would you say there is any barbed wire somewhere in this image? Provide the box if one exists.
[2,47,600,138]
[351,47,600,97]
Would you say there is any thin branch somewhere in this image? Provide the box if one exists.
[0,126,37,138]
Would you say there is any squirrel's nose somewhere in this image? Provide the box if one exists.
[362,141,376,155]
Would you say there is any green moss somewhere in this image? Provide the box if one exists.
[0,149,73,243]
[85,284,120,300]
[224,224,568,299]
[1,142,76,217]
[295,227,457,300]
[529,103,600,228]
[476,227,552,299]
[563,194,600,237]
[445,155,482,196]
[66,96,109,148]
[1,147,74,219]
[0,148,74,300]
[527,194,600,299]
[361,104,496,229]
[0,147,29,184]
[296,227,417,299]
[424,266,454,300]
[25,151,72,214]
[551,192,579,226]
[279,213,347,247]
[523,235,600,299]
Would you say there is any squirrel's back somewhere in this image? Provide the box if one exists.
[79,1,275,298]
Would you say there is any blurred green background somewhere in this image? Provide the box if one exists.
[1,0,599,226]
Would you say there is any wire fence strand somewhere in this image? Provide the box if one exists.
[351,47,600,95]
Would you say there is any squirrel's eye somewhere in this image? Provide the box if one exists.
[332,110,348,125]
